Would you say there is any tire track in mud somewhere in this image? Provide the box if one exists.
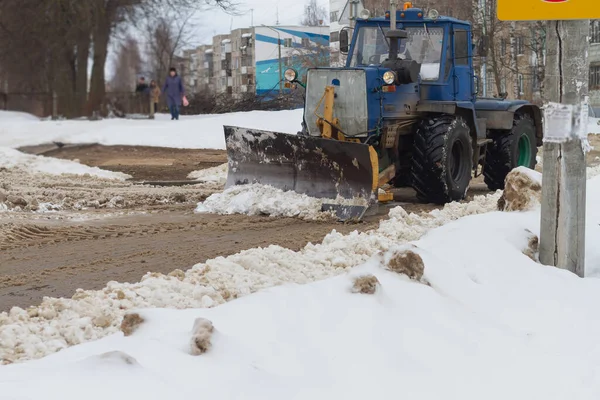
[0,211,381,311]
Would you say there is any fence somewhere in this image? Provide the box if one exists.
[0,91,156,119]
[0,92,53,118]
[0,83,306,119]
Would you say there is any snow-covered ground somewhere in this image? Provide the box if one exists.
[0,147,130,180]
[0,109,303,149]
[0,190,501,364]
[3,174,600,398]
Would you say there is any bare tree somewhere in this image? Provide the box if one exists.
[145,11,195,84]
[110,36,143,90]
[301,0,327,26]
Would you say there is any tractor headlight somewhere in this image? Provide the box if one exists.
[383,71,397,85]
[284,68,297,82]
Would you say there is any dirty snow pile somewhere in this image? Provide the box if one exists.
[0,190,501,364]
[187,163,227,185]
[195,183,370,220]
[5,186,600,399]
[0,109,303,150]
[0,147,130,180]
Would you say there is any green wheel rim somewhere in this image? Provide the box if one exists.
[517,134,532,166]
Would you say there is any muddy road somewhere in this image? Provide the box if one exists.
[10,137,592,312]
[0,210,382,311]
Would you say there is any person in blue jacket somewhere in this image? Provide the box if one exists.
[162,67,185,120]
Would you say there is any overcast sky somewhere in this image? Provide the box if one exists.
[190,0,330,46]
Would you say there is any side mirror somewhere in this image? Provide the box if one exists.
[340,29,349,54]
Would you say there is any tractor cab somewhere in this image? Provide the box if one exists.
[342,4,475,103]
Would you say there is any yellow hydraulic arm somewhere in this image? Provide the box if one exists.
[313,85,394,203]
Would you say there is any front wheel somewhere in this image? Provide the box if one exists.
[483,114,538,191]
[411,116,473,204]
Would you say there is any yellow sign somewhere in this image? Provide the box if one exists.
[498,0,600,21]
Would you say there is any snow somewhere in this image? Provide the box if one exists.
[0,109,303,150]
[242,33,252,38]
[187,163,227,184]
[195,183,368,220]
[512,165,542,184]
[0,147,130,180]
[0,190,501,364]
[6,183,600,398]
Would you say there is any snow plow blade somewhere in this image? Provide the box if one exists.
[224,126,376,220]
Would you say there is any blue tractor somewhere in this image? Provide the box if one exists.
[224,2,542,219]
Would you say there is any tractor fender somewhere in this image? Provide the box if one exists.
[455,102,484,140]
[507,103,543,146]
[417,101,484,140]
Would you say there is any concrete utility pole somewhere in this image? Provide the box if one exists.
[539,20,590,277]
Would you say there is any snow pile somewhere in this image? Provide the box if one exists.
[498,167,542,211]
[0,191,501,364]
[0,109,303,149]
[4,205,600,398]
[187,163,227,184]
[195,183,369,220]
[0,164,219,213]
[0,147,130,180]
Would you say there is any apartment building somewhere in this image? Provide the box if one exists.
[212,34,232,95]
[230,28,254,99]
[181,25,329,99]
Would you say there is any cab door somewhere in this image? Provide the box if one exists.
[452,26,474,101]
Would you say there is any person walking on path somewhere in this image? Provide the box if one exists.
[135,77,149,93]
[162,67,185,120]
[150,80,161,113]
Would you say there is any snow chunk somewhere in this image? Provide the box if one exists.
[498,167,542,212]
[190,318,214,355]
[195,183,368,220]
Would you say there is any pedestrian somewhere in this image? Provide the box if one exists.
[135,76,149,93]
[150,80,161,113]
[162,67,185,120]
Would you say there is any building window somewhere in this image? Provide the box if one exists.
[592,21,600,44]
[301,37,311,47]
[500,39,507,57]
[283,38,293,47]
[518,73,524,95]
[515,36,524,56]
[590,65,600,90]
[330,11,338,22]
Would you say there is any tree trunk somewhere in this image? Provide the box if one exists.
[76,32,91,116]
[88,14,111,116]
[509,22,520,99]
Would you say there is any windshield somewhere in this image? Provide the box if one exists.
[349,26,444,81]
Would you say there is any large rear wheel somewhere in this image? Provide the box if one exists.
[411,116,473,204]
[483,114,538,191]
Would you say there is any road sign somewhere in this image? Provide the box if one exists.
[498,0,600,21]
